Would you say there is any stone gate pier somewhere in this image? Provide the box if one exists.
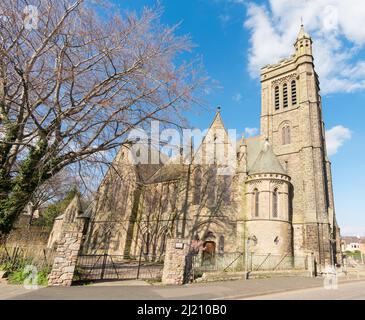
[48,195,88,286]
[162,238,190,285]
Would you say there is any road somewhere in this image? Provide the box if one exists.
[2,276,364,300]
[244,280,365,300]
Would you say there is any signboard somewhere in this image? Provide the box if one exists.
[175,242,184,249]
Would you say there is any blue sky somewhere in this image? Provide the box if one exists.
[113,0,365,236]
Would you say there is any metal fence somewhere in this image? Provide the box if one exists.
[0,245,55,272]
[190,252,309,276]
[249,253,308,271]
[75,254,164,282]
[191,252,245,274]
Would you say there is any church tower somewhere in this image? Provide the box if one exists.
[259,25,337,267]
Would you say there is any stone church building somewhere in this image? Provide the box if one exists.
[74,25,341,268]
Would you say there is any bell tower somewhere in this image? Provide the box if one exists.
[259,25,336,267]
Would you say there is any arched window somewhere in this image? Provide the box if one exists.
[207,167,217,206]
[283,83,288,108]
[253,188,259,217]
[286,126,291,144]
[193,167,202,205]
[274,86,280,110]
[291,80,297,105]
[161,184,169,213]
[273,188,278,218]
[222,175,232,204]
[282,126,291,145]
[159,228,168,255]
[218,235,225,253]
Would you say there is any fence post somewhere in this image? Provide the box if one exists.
[137,243,144,279]
[309,252,317,277]
[100,253,108,280]
[250,252,253,272]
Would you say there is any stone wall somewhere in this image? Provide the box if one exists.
[6,216,50,248]
[162,238,190,285]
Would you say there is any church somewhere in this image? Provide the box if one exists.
[79,25,342,269]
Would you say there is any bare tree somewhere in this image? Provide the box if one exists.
[0,0,206,236]
[23,170,73,223]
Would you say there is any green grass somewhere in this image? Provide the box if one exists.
[345,250,362,261]
[1,258,51,286]
[7,266,50,286]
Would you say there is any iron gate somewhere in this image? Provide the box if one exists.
[75,254,164,281]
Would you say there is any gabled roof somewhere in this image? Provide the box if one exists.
[55,194,92,221]
[146,107,233,184]
[249,139,286,175]
[342,236,365,244]
[192,107,235,164]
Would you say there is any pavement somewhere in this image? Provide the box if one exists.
[2,276,365,300]
[244,280,365,300]
[0,282,43,300]
[0,277,352,300]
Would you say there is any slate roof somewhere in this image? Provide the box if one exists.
[245,136,263,171]
[146,163,188,184]
[249,139,287,175]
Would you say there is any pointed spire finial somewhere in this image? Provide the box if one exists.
[217,106,221,113]
[296,21,311,42]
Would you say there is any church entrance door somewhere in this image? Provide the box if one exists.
[202,241,216,265]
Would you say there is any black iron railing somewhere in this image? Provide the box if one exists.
[75,254,164,281]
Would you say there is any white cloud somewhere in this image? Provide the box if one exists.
[244,0,365,94]
[245,127,259,137]
[325,125,352,156]
[232,93,242,102]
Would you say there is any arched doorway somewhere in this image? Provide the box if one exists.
[202,241,216,265]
